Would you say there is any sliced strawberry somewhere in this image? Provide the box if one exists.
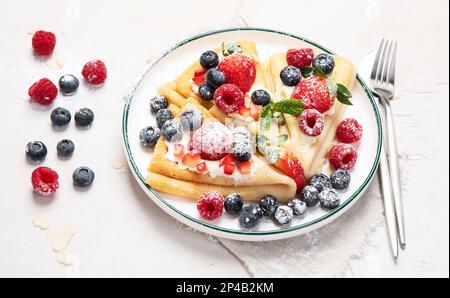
[181,152,202,168]
[277,153,307,192]
[239,106,251,118]
[193,67,206,86]
[173,144,186,158]
[219,154,235,167]
[223,163,236,175]
[196,162,208,173]
[237,161,251,175]
[249,102,261,120]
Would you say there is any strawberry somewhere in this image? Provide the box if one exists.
[277,154,307,192]
[218,53,256,93]
[237,161,251,175]
[239,102,261,120]
[193,67,206,86]
[219,154,235,167]
[181,152,202,168]
[173,144,186,158]
[291,76,335,113]
[196,162,208,173]
[223,163,236,175]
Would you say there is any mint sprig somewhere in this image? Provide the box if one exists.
[259,100,304,130]
[336,83,353,105]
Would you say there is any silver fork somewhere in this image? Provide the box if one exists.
[371,39,406,249]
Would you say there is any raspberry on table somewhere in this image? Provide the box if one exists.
[286,48,314,68]
[32,30,56,56]
[192,121,232,161]
[31,167,59,196]
[28,78,58,105]
[197,191,224,220]
[328,144,358,170]
[336,118,363,143]
[213,84,245,114]
[292,76,335,113]
[298,109,324,137]
[218,53,256,93]
[81,60,107,85]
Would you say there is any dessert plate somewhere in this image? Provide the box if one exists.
[122,28,382,241]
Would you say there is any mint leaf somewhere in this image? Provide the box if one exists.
[276,134,288,145]
[337,93,353,105]
[300,67,314,78]
[313,67,328,78]
[337,83,352,98]
[272,100,304,115]
[259,109,272,130]
[259,105,271,118]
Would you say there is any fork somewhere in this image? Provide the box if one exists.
[371,39,406,249]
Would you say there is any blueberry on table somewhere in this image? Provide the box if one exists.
[139,126,161,148]
[259,194,279,217]
[155,108,174,129]
[239,204,263,228]
[301,185,320,207]
[330,169,351,190]
[319,189,341,209]
[288,198,307,215]
[274,205,294,225]
[149,95,168,115]
[206,68,226,89]
[59,74,79,94]
[198,82,214,100]
[180,108,203,131]
[50,107,71,126]
[309,173,332,192]
[26,141,47,162]
[74,108,94,127]
[224,193,244,216]
[200,51,219,69]
[73,166,95,187]
[161,119,183,142]
[251,89,271,106]
[57,139,75,157]
[313,53,335,75]
[280,66,301,86]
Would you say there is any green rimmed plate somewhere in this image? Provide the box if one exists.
[122,28,382,241]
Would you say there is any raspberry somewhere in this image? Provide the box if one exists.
[336,118,363,143]
[277,153,307,192]
[292,76,335,113]
[197,191,224,220]
[192,121,232,161]
[28,78,58,105]
[286,48,314,68]
[81,60,107,85]
[214,84,244,114]
[298,109,324,137]
[31,167,59,196]
[328,144,358,170]
[218,53,256,93]
[32,30,56,56]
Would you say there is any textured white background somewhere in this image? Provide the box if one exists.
[0,0,448,277]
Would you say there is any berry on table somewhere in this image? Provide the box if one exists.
[58,74,79,95]
[180,108,204,131]
[309,173,332,192]
[298,109,324,137]
[319,189,341,209]
[328,144,358,170]
[292,76,334,113]
[198,82,215,100]
[336,118,363,144]
[155,108,174,129]
[330,169,351,190]
[32,30,56,56]
[73,166,95,187]
[218,53,256,93]
[161,119,183,142]
[56,139,75,157]
[31,167,59,196]
[206,68,226,89]
[286,48,314,68]
[280,66,301,86]
[239,204,263,228]
[149,95,168,115]
[139,126,161,148]
[251,89,271,106]
[214,84,245,114]
[26,141,47,162]
[200,51,219,69]
[81,60,107,85]
[224,193,244,216]
[313,53,335,75]
[274,206,294,225]
[197,191,224,220]
[288,198,307,215]
[301,185,320,207]
[74,108,94,127]
[28,78,58,105]
[50,107,71,126]
[259,195,279,217]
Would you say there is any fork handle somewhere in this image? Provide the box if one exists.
[382,98,406,248]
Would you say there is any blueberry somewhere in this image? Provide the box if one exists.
[161,119,183,142]
[274,206,294,225]
[139,126,161,148]
[313,54,335,75]
[309,173,332,192]
[330,169,351,190]
[59,74,79,94]
[259,194,279,217]
[288,198,307,215]
[224,193,244,216]
[155,108,174,129]
[180,108,203,131]
[239,204,263,228]
[25,141,47,162]
[232,142,252,162]
[149,95,168,115]
[56,139,75,157]
[50,107,71,126]
[319,189,341,209]
[251,89,271,106]
[73,166,95,187]
[233,126,251,144]
[200,51,219,69]
[280,66,301,86]
[301,185,320,207]
[206,68,226,89]
[74,108,94,127]
[198,82,215,100]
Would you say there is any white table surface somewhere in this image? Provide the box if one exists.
[0,0,448,278]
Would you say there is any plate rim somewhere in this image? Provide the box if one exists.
[121,27,383,237]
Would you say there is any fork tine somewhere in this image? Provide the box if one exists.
[377,40,390,83]
[382,40,394,85]
[388,41,398,86]
[371,39,385,81]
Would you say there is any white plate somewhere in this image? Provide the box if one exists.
[122,28,382,241]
